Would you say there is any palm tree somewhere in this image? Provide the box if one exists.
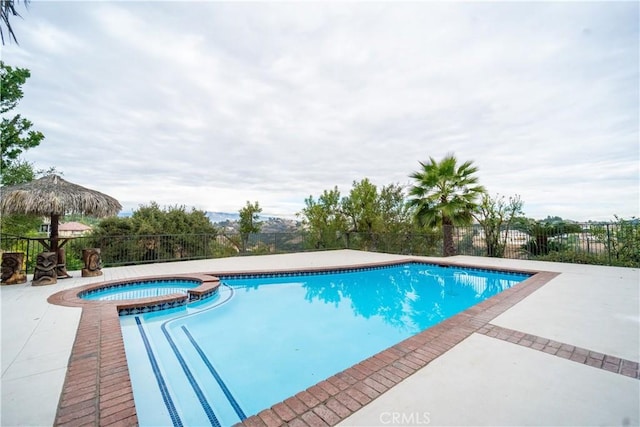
[408,153,485,256]
[1,0,29,44]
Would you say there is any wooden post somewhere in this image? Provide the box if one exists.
[50,213,60,253]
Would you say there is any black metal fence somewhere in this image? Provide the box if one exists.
[1,222,638,273]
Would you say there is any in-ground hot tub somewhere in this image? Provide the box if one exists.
[80,279,200,301]
[76,275,222,315]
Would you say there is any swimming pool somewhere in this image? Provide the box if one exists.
[121,262,529,426]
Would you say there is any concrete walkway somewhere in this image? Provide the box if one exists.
[1,250,638,426]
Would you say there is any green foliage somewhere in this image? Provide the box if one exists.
[1,157,35,185]
[0,159,44,238]
[408,153,485,256]
[388,229,442,256]
[474,193,524,257]
[378,183,412,234]
[88,217,136,265]
[92,216,134,235]
[299,187,347,250]
[88,202,218,265]
[456,227,484,256]
[63,246,85,271]
[0,213,41,237]
[342,178,380,233]
[238,201,262,252]
[1,158,61,189]
[238,201,262,234]
[0,161,64,259]
[590,216,640,267]
[211,240,241,258]
[300,182,414,252]
[520,219,583,256]
[1,61,44,171]
[532,251,608,266]
[127,202,217,235]
[247,239,271,255]
[341,179,382,250]
[0,159,41,238]
[298,180,442,255]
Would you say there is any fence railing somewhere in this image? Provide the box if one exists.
[1,222,638,273]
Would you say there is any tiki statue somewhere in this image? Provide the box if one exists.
[33,252,57,286]
[1,252,27,285]
[81,248,103,277]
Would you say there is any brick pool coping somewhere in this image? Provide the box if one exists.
[48,259,569,426]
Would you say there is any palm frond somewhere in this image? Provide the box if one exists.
[0,0,23,45]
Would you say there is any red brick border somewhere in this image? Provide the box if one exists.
[49,262,559,426]
[479,324,640,379]
[54,304,138,426]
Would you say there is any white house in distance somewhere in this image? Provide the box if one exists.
[40,221,92,237]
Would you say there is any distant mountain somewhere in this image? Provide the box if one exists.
[206,211,295,224]
[206,212,241,223]
[209,212,301,233]
[118,211,294,224]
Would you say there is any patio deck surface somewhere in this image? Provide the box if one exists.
[1,250,638,426]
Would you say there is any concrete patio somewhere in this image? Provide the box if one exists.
[1,250,638,426]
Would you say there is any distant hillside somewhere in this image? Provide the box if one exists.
[206,211,289,223]
[213,214,301,233]
[117,211,298,232]
[206,212,240,223]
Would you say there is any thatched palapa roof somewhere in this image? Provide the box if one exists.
[0,174,122,217]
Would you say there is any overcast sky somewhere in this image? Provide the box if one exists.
[2,1,638,221]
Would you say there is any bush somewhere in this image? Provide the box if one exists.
[533,250,638,268]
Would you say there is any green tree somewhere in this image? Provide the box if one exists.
[88,217,135,265]
[340,178,381,250]
[378,182,437,254]
[408,153,485,256]
[474,193,524,257]
[89,202,218,264]
[299,180,445,255]
[1,157,34,185]
[341,178,380,248]
[129,202,216,234]
[299,187,347,249]
[238,201,262,252]
[339,179,415,251]
[1,61,44,171]
[91,216,133,236]
[378,183,412,235]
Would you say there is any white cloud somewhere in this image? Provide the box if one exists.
[2,1,638,221]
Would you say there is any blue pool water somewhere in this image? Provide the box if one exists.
[120,263,529,426]
[82,280,199,301]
